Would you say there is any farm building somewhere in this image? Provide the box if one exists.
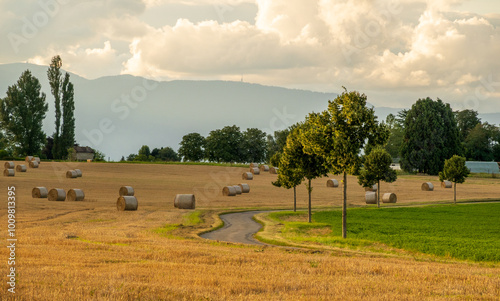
[72,146,95,161]
[465,161,500,174]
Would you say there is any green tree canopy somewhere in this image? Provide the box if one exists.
[400,97,461,175]
[241,128,267,163]
[179,133,205,162]
[301,89,389,237]
[463,123,500,161]
[266,128,291,164]
[384,113,404,159]
[439,155,470,204]
[205,125,242,163]
[357,147,397,207]
[158,147,180,162]
[0,70,48,156]
[455,109,481,141]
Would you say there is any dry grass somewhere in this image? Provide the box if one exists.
[1,161,499,300]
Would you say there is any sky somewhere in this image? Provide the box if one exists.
[1,0,500,113]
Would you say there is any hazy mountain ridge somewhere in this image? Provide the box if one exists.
[1,63,499,160]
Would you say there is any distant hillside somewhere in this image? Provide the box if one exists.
[1,63,499,160]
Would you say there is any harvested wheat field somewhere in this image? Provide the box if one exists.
[1,161,499,300]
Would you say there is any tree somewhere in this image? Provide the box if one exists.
[42,136,54,159]
[273,123,329,221]
[439,155,470,204]
[455,109,480,141]
[47,55,75,159]
[241,128,267,163]
[93,150,106,161]
[463,123,500,161]
[357,147,397,207]
[0,70,48,156]
[138,145,151,157]
[301,89,389,238]
[178,133,205,162]
[384,113,404,159]
[266,128,291,163]
[158,147,180,162]
[127,154,137,161]
[400,97,461,175]
[48,55,62,158]
[205,125,242,163]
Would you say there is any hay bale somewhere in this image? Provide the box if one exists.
[48,188,66,201]
[238,183,250,193]
[259,165,269,172]
[3,169,15,177]
[250,163,259,168]
[441,181,452,189]
[119,186,134,196]
[382,193,397,203]
[421,182,434,191]
[117,196,138,211]
[4,161,14,169]
[250,167,260,175]
[32,157,40,164]
[232,185,243,195]
[326,179,339,188]
[365,191,377,204]
[29,161,39,168]
[364,184,378,191]
[66,170,78,178]
[222,186,237,196]
[74,169,82,177]
[67,189,85,201]
[269,167,279,174]
[32,187,48,198]
[25,156,33,163]
[16,164,27,172]
[174,194,196,209]
[242,172,254,180]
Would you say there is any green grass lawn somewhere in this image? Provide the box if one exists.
[269,203,500,262]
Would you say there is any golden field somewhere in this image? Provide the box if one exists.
[1,161,499,300]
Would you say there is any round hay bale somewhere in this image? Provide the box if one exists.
[382,193,397,203]
[174,194,196,209]
[326,179,339,188]
[25,156,33,163]
[259,165,269,172]
[4,161,14,169]
[32,157,41,164]
[74,169,82,177]
[66,170,78,178]
[119,186,134,196]
[16,164,27,172]
[250,167,260,175]
[421,182,434,191]
[117,196,138,211]
[3,169,15,177]
[364,184,378,191]
[67,189,85,201]
[365,191,376,204]
[242,172,254,180]
[441,181,452,189]
[29,161,39,168]
[48,188,66,201]
[238,183,250,193]
[250,163,258,168]
[222,186,237,196]
[269,167,279,174]
[232,185,243,195]
[32,187,48,198]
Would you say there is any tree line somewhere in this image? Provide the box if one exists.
[0,56,77,160]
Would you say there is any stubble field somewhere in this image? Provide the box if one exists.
[1,161,499,300]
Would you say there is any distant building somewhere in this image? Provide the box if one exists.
[73,146,95,161]
[465,161,500,174]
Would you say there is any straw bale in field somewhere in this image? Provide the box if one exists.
[48,188,66,201]
[67,189,85,201]
[117,196,138,211]
[32,187,48,198]
[174,194,196,209]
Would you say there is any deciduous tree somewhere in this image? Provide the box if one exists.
[178,133,205,162]
[439,155,470,204]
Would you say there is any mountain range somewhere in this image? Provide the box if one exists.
[1,63,499,160]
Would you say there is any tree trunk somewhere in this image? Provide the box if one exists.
[454,182,456,204]
[308,179,312,223]
[342,171,347,238]
[377,180,380,208]
[293,186,297,212]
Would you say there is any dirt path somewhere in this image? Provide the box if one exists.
[200,211,267,245]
